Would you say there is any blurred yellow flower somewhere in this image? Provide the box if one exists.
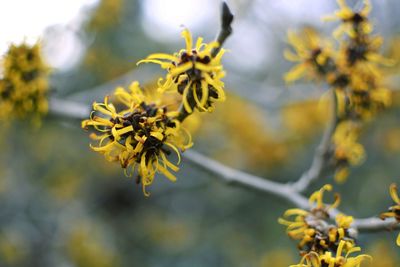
[87,0,124,30]
[284,27,334,83]
[380,183,400,246]
[67,221,120,267]
[333,121,365,183]
[0,42,49,124]
[325,0,372,39]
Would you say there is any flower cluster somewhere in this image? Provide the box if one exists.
[82,82,192,195]
[83,29,227,194]
[290,240,371,267]
[332,121,365,183]
[138,29,226,115]
[280,185,371,266]
[284,27,334,83]
[0,42,49,124]
[279,185,355,254]
[284,0,392,183]
[380,183,400,246]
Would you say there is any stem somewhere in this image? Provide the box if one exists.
[211,1,234,57]
[291,89,338,192]
[184,150,309,209]
[48,98,89,120]
[184,149,400,233]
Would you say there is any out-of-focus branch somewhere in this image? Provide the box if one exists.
[48,97,89,120]
[291,89,338,192]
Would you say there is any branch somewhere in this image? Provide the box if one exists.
[211,1,234,57]
[353,217,399,232]
[47,96,399,234]
[184,150,310,209]
[48,97,89,120]
[184,149,399,233]
[291,89,338,192]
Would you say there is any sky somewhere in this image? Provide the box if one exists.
[0,0,98,53]
[0,0,330,71]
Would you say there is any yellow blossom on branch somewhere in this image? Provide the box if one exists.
[290,240,371,267]
[138,29,226,114]
[284,27,335,83]
[325,0,372,39]
[332,121,365,183]
[82,81,193,195]
[380,183,400,246]
[279,185,355,254]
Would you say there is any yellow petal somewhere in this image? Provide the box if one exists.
[145,53,178,61]
[390,183,400,204]
[397,233,400,246]
[170,62,193,76]
[284,63,307,83]
[181,29,193,53]
[158,164,177,182]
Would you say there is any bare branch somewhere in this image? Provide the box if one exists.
[184,150,309,209]
[48,98,89,120]
[353,217,399,232]
[184,149,399,234]
[291,89,338,192]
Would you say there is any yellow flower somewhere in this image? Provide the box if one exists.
[325,0,372,39]
[308,184,341,212]
[340,35,393,68]
[380,183,400,246]
[284,27,335,83]
[279,185,355,254]
[0,42,49,124]
[333,121,365,182]
[87,0,123,30]
[291,240,371,267]
[82,81,193,196]
[138,29,226,114]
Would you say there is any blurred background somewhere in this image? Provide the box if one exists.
[0,0,400,266]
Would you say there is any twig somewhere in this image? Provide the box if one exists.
[184,150,310,209]
[48,98,89,120]
[291,89,338,192]
[353,217,399,232]
[211,1,234,57]
[184,149,399,233]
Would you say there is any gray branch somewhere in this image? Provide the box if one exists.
[353,217,399,232]
[184,150,399,233]
[184,150,310,210]
[48,97,89,120]
[291,89,338,192]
